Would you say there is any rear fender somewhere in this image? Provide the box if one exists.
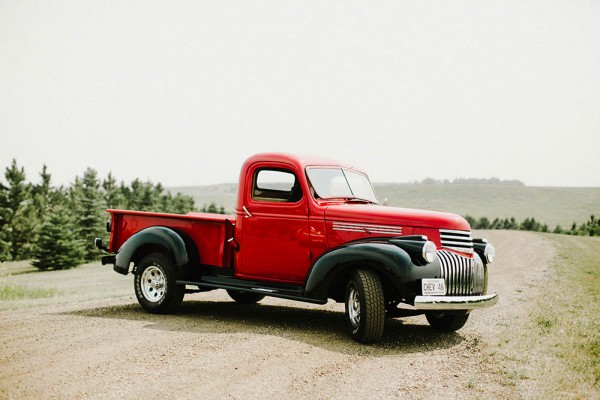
[114,226,189,275]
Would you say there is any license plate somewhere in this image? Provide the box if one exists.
[422,279,446,296]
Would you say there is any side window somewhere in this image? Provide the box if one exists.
[252,169,302,202]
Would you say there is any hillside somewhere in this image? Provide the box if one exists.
[168,183,600,229]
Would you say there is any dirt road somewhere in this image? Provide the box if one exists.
[0,231,554,399]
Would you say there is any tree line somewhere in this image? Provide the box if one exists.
[464,214,600,236]
[418,177,525,186]
[0,159,196,269]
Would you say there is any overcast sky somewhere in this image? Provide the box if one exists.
[1,1,599,188]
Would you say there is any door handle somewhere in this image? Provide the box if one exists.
[243,206,253,218]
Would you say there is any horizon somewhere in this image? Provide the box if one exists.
[1,157,599,189]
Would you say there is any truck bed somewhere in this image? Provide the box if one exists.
[108,209,236,267]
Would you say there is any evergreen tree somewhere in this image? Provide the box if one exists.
[139,181,162,211]
[119,181,133,209]
[72,168,105,262]
[4,159,36,260]
[201,202,219,214]
[31,164,52,221]
[32,201,84,270]
[463,215,476,228]
[160,191,174,213]
[478,217,490,229]
[127,179,143,210]
[0,183,10,261]
[589,215,600,237]
[102,173,125,209]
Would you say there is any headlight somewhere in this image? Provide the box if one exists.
[422,241,437,263]
[389,236,438,265]
[483,244,495,263]
[473,238,495,264]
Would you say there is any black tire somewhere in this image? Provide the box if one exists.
[226,290,265,304]
[425,312,470,332]
[134,252,185,314]
[345,269,385,344]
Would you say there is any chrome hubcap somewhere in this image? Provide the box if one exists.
[141,266,166,303]
[347,285,361,328]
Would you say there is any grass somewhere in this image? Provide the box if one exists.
[501,234,600,398]
[535,235,600,395]
[0,262,60,300]
[0,282,58,300]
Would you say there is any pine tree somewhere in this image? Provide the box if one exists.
[4,159,36,260]
[139,181,161,211]
[170,193,195,214]
[32,202,84,270]
[0,183,10,261]
[102,173,125,209]
[31,165,52,221]
[127,179,143,210]
[478,217,490,229]
[72,168,105,262]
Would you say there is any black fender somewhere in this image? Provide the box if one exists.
[114,226,189,275]
[304,242,441,302]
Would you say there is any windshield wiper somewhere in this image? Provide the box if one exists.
[345,198,377,205]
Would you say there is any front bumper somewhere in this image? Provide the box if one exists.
[413,293,498,311]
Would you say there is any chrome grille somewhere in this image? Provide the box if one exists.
[439,229,474,254]
[437,250,485,296]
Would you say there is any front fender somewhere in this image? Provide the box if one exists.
[114,226,188,275]
[304,242,441,302]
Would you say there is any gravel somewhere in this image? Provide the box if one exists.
[0,230,554,399]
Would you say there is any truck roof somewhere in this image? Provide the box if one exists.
[241,152,356,171]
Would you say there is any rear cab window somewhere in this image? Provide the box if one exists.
[252,169,303,203]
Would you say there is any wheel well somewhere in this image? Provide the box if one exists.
[327,262,399,304]
[131,244,172,274]
[129,232,200,276]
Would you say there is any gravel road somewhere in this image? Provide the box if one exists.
[0,231,554,399]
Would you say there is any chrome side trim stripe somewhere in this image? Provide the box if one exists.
[332,222,402,235]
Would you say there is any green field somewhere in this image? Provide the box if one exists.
[169,183,600,228]
[500,234,600,397]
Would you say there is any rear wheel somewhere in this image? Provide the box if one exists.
[226,290,265,304]
[425,312,470,332]
[134,252,185,314]
[345,269,385,343]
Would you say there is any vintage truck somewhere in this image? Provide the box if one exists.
[95,153,497,343]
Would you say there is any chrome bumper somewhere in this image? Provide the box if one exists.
[413,293,498,311]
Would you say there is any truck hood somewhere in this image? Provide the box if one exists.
[324,204,470,231]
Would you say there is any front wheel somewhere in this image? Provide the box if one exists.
[134,252,185,314]
[425,312,470,332]
[345,269,385,344]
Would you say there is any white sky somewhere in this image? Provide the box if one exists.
[1,1,599,188]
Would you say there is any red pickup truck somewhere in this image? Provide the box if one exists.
[96,153,497,343]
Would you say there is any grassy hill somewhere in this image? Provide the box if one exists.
[168,183,600,229]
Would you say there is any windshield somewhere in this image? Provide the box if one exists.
[306,167,378,204]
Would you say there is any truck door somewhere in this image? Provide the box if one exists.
[235,165,310,284]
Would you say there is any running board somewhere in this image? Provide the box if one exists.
[176,276,327,305]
